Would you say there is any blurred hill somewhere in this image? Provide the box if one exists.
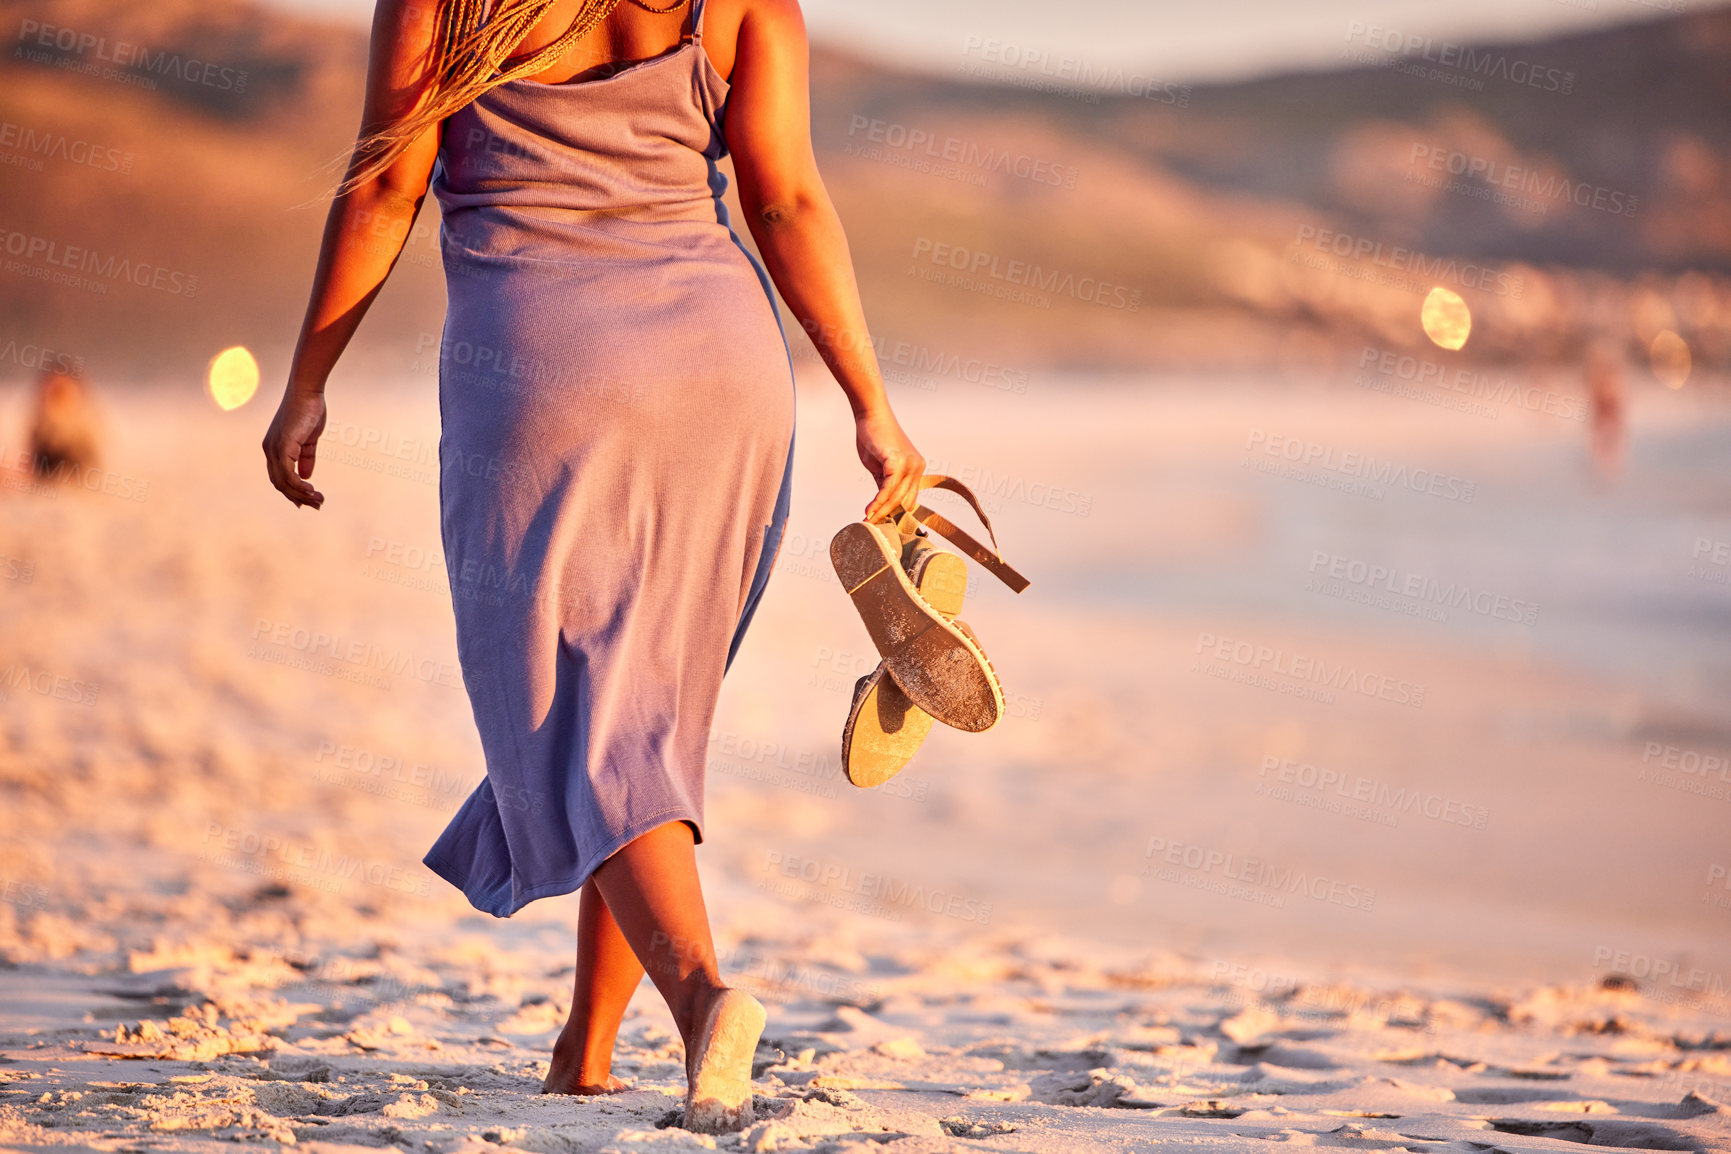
[0,0,369,381]
[0,0,1727,382]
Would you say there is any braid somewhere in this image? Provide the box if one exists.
[328,0,690,197]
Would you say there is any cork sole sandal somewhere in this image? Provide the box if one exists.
[831,519,1004,733]
[842,544,968,787]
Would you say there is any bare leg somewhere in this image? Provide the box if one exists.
[542,878,644,1095]
[586,821,731,1081]
[586,821,765,1131]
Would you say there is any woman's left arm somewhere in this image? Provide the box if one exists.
[721,0,924,521]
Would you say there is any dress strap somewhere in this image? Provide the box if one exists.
[689,0,708,43]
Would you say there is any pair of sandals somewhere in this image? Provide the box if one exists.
[829,475,1030,787]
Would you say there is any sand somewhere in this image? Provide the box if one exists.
[1,361,1728,1153]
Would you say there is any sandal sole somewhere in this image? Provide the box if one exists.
[831,521,1004,733]
[842,547,968,787]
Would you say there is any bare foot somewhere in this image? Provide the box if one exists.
[682,988,766,1134]
[542,1070,630,1095]
[542,1043,631,1095]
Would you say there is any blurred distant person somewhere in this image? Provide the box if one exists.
[261,0,926,1133]
[29,368,100,481]
[1585,338,1625,482]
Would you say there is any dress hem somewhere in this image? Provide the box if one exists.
[424,805,705,919]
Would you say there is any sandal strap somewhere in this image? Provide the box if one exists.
[900,474,1030,594]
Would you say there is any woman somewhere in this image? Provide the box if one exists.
[261,0,925,1132]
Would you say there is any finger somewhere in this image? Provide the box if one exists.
[864,475,899,521]
[277,447,312,497]
[295,438,326,506]
[871,479,902,520]
[268,439,321,507]
[860,457,890,518]
[287,469,323,506]
[885,460,921,518]
[879,470,907,515]
[895,465,923,517]
[263,442,295,503]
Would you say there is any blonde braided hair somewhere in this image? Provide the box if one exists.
[332,0,690,196]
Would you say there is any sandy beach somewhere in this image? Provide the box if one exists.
[1,362,1728,1152]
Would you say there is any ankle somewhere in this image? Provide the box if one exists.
[673,979,730,1044]
[550,1026,615,1073]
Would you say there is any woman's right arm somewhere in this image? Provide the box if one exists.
[263,0,443,509]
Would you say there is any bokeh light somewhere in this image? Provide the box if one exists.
[1649,329,1692,389]
[1420,286,1472,350]
[206,346,259,410]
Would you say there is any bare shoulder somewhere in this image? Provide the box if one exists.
[361,0,442,116]
[368,0,440,62]
[373,0,439,37]
[702,0,807,81]
[732,0,807,29]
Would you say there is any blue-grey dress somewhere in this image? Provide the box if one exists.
[421,0,796,917]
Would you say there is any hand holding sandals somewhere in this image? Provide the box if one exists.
[852,405,925,522]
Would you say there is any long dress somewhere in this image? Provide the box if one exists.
[421,0,796,918]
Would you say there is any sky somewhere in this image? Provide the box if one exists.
[261,0,1723,83]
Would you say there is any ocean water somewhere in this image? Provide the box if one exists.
[708,366,1731,989]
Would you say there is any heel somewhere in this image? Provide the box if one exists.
[682,990,766,1134]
